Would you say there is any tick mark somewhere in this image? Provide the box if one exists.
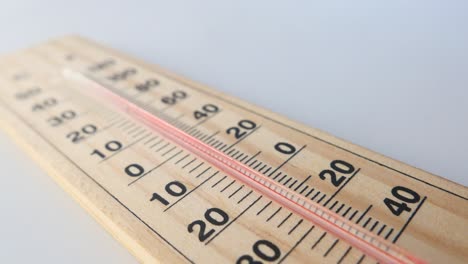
[311,232,327,250]
[196,167,211,178]
[182,158,197,169]
[211,175,227,188]
[288,219,303,235]
[220,180,236,193]
[266,207,282,222]
[229,185,244,198]
[257,201,272,215]
[238,190,253,204]
[189,162,205,173]
[323,239,339,257]
[277,213,292,228]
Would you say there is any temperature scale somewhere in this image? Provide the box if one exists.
[0,36,466,263]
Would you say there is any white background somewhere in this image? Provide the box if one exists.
[0,1,466,263]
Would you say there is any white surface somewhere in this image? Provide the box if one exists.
[0,1,467,263]
[0,131,137,263]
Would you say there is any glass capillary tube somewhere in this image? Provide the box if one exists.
[63,69,426,264]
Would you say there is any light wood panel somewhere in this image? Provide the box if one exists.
[0,36,466,263]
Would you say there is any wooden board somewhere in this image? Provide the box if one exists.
[0,36,466,263]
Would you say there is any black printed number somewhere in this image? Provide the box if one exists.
[124,163,145,177]
[15,87,41,100]
[107,68,137,82]
[237,240,282,263]
[66,124,97,143]
[226,120,256,139]
[187,208,229,242]
[319,160,355,187]
[384,186,421,216]
[193,104,219,119]
[135,79,159,92]
[274,142,296,155]
[88,59,115,72]
[32,97,57,112]
[91,140,123,159]
[47,110,77,127]
[161,90,187,105]
[150,181,187,206]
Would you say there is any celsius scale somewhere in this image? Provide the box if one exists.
[0,36,466,263]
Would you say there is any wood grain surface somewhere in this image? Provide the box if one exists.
[0,36,466,263]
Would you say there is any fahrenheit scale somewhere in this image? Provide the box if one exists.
[0,36,466,263]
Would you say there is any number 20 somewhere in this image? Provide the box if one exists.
[319,160,355,187]
[187,208,229,242]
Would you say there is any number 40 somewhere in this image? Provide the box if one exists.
[384,186,421,216]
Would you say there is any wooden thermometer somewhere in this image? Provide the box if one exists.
[0,36,466,264]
